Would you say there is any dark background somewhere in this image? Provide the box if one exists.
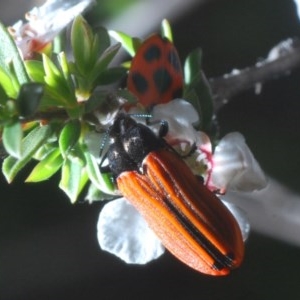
[1,0,300,299]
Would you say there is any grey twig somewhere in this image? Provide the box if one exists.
[209,38,300,110]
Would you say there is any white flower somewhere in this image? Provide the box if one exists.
[96,99,267,265]
[209,132,267,192]
[9,0,95,58]
[98,197,165,264]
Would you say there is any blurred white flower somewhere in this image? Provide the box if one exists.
[294,0,300,20]
[9,0,95,58]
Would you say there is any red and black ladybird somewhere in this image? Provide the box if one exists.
[127,34,183,107]
[106,113,244,276]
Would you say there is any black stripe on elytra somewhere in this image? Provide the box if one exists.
[163,195,234,271]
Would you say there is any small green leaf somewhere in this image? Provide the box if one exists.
[17,83,44,117]
[33,142,57,160]
[58,52,71,83]
[90,43,121,83]
[84,149,116,195]
[85,183,115,203]
[43,53,61,79]
[71,15,93,75]
[161,19,173,42]
[0,21,29,85]
[67,144,86,167]
[2,124,52,182]
[184,48,213,131]
[59,158,87,203]
[0,65,18,98]
[96,27,111,57]
[26,148,63,182]
[0,84,7,105]
[0,99,17,124]
[109,30,141,57]
[43,54,76,107]
[2,121,22,158]
[25,60,45,82]
[96,67,127,85]
[59,120,81,157]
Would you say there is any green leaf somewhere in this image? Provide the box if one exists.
[0,21,29,85]
[71,15,93,75]
[2,121,22,158]
[33,142,58,160]
[59,120,81,157]
[24,60,45,82]
[43,54,76,107]
[84,149,116,195]
[58,52,72,83]
[0,65,18,98]
[96,67,127,85]
[2,125,52,182]
[0,84,7,105]
[161,19,173,42]
[90,43,121,83]
[0,100,17,126]
[59,158,88,203]
[67,144,86,167]
[17,83,44,117]
[96,27,111,57]
[85,183,115,203]
[26,148,63,182]
[184,48,213,131]
[43,53,61,79]
[109,30,141,57]
[184,48,203,85]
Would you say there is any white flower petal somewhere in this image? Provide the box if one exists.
[195,131,212,153]
[97,198,165,264]
[211,132,267,192]
[152,99,199,143]
[222,201,250,242]
[152,98,199,125]
[11,0,95,58]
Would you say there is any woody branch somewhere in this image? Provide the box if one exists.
[209,38,300,110]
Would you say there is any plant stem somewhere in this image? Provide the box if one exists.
[209,38,300,110]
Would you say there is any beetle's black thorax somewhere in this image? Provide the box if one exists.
[107,114,165,177]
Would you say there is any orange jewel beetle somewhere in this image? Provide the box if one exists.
[104,34,244,275]
[106,113,244,276]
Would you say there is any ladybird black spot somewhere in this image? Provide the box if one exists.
[168,49,181,72]
[131,72,148,94]
[153,68,172,94]
[144,45,161,62]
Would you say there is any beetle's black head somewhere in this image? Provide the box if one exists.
[107,113,166,177]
